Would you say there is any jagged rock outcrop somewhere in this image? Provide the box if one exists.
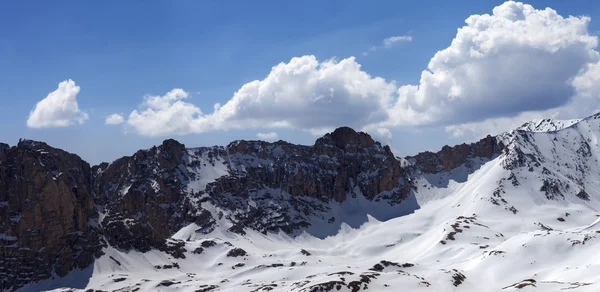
[93,139,199,255]
[0,140,103,291]
[202,127,410,234]
[221,127,405,202]
[409,135,504,173]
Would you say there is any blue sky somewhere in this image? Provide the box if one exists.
[2,0,600,164]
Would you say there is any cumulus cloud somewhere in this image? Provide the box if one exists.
[126,88,207,136]
[445,59,600,138]
[123,56,396,136]
[257,132,278,140]
[27,79,88,128]
[117,1,600,142]
[446,44,600,138]
[387,1,599,128]
[383,35,412,48]
[445,58,600,138]
[105,113,125,125]
[208,56,396,132]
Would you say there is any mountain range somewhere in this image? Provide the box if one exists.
[3,113,600,291]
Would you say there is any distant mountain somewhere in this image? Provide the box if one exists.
[3,114,600,291]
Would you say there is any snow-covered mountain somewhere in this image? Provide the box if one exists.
[4,114,600,291]
[517,118,580,132]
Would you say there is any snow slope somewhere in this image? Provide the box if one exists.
[16,114,600,292]
[517,118,580,132]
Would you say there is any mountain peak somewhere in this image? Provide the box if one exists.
[316,126,375,149]
[0,142,9,154]
[16,138,49,149]
[161,138,186,150]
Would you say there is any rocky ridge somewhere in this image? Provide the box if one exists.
[3,115,597,291]
[406,135,504,174]
[0,127,415,291]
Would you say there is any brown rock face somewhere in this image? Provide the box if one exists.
[0,140,103,291]
[410,135,503,173]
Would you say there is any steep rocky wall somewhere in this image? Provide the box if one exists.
[0,140,103,291]
[92,139,196,255]
[218,127,407,203]
[92,127,412,240]
[409,135,504,173]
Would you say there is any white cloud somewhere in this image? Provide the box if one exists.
[571,60,600,115]
[445,58,600,139]
[444,111,557,138]
[123,56,396,136]
[105,113,125,125]
[209,56,396,132]
[444,57,600,139]
[446,47,600,139]
[126,88,208,136]
[383,35,412,48]
[257,132,278,140]
[386,1,599,128]
[117,1,600,142]
[27,79,88,128]
[363,36,411,56]
[371,127,393,145]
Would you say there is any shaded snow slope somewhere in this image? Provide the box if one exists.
[15,113,600,292]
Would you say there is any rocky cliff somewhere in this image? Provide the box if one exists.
[0,127,413,291]
[0,140,104,291]
[93,127,411,241]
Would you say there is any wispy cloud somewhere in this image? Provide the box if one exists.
[383,35,412,48]
[257,132,278,140]
[362,35,412,56]
[105,113,125,125]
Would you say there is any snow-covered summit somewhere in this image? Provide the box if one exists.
[517,117,581,132]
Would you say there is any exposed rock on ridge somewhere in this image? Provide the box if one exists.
[409,135,504,173]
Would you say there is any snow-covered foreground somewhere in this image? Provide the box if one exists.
[20,115,600,292]
[27,180,600,291]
